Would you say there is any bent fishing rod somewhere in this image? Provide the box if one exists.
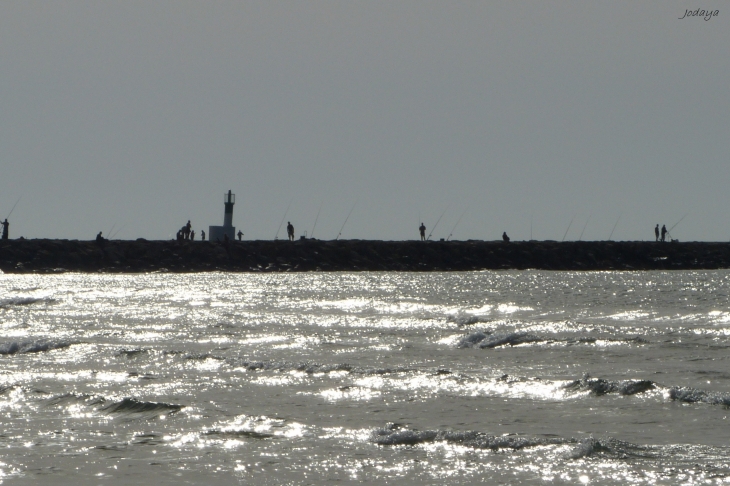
[562,214,576,242]
[110,224,126,240]
[310,203,323,239]
[5,195,21,220]
[336,201,357,240]
[608,214,621,241]
[275,199,293,240]
[427,206,449,241]
[578,214,591,241]
[446,207,468,241]
[666,214,687,240]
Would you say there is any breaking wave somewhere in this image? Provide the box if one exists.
[100,397,182,417]
[370,424,652,461]
[669,387,730,406]
[457,331,539,348]
[0,297,55,308]
[230,359,413,375]
[456,330,648,349]
[0,340,74,355]
[563,375,656,396]
[370,423,570,450]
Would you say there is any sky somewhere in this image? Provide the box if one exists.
[0,1,728,242]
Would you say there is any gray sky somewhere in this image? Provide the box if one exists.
[1,1,728,241]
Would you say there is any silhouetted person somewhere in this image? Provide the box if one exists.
[96,231,106,248]
[184,220,191,240]
[237,230,243,241]
[661,225,667,242]
[1,219,8,240]
[502,232,510,243]
[287,222,294,241]
[190,230,195,241]
[419,222,426,241]
[655,224,659,242]
[176,229,183,241]
[201,230,206,241]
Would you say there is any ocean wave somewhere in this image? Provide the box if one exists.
[116,348,148,358]
[100,397,182,417]
[447,314,490,326]
[204,429,275,440]
[456,331,540,348]
[456,330,649,349]
[563,375,655,396]
[565,437,653,460]
[230,359,413,375]
[43,393,105,407]
[0,340,74,355]
[370,423,569,450]
[669,386,730,406]
[0,297,54,308]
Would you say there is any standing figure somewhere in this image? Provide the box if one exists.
[419,222,426,241]
[287,222,294,241]
[184,220,191,240]
[201,230,206,241]
[237,230,243,241]
[661,224,667,242]
[190,230,195,241]
[1,219,8,240]
[654,224,659,242]
[502,232,510,243]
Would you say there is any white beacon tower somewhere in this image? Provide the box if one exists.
[209,190,236,242]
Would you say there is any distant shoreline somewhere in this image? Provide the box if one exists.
[2,239,730,274]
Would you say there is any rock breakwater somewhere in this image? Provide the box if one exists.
[1,239,730,274]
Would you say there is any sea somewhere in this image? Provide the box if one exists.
[1,270,730,485]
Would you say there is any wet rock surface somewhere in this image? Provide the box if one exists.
[1,239,730,274]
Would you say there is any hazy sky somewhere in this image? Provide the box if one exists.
[1,1,728,241]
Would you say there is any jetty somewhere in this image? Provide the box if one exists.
[2,239,730,274]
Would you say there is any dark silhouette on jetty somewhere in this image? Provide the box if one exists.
[2,239,730,274]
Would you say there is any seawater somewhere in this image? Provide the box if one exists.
[1,271,730,484]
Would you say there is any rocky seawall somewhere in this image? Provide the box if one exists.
[2,239,730,274]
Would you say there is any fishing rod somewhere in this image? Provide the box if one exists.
[336,201,357,240]
[665,214,687,241]
[608,214,621,241]
[668,214,687,233]
[310,203,323,239]
[562,214,576,242]
[110,224,126,239]
[275,199,293,240]
[446,207,468,241]
[5,195,21,219]
[578,214,591,241]
[107,223,117,238]
[427,206,449,241]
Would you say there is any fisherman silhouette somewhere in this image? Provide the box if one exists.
[502,232,510,243]
[190,230,195,241]
[201,230,206,241]
[419,223,426,241]
[184,220,191,240]
[661,224,667,242]
[287,222,294,241]
[237,230,243,241]
[96,231,106,248]
[1,219,8,240]
[655,224,659,242]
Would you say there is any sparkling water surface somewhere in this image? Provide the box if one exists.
[1,270,730,484]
